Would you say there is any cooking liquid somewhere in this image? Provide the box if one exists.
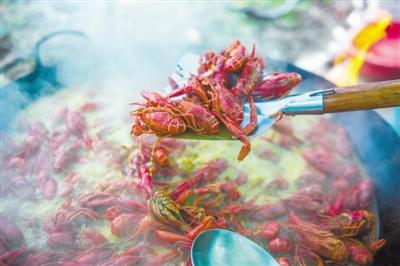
[2,85,376,265]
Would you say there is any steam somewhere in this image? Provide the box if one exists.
[44,2,217,90]
[2,2,399,262]
[2,1,320,127]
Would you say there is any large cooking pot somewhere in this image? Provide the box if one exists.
[1,34,400,265]
[275,62,400,266]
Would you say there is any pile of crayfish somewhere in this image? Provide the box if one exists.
[1,41,386,266]
[131,40,302,161]
[2,111,386,266]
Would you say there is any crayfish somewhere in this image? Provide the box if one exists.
[130,190,226,250]
[130,40,302,161]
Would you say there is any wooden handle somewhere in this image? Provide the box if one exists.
[323,79,400,113]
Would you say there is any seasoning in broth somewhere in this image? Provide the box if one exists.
[131,40,302,161]
[1,51,385,266]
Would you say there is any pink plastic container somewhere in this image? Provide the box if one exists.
[360,21,400,81]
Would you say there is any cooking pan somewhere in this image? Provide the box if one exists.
[272,62,400,266]
[1,34,399,265]
[0,30,87,129]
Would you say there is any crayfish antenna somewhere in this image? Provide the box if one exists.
[241,96,257,135]
[129,102,146,106]
[249,44,256,59]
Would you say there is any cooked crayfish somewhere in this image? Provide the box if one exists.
[131,40,302,161]
[319,210,375,238]
[287,217,349,262]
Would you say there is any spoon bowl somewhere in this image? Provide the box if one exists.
[163,53,277,140]
[191,229,279,266]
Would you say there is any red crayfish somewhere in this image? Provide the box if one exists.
[130,40,302,161]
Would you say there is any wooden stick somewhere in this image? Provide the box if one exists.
[323,79,400,113]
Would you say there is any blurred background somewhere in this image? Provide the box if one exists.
[1,0,399,132]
